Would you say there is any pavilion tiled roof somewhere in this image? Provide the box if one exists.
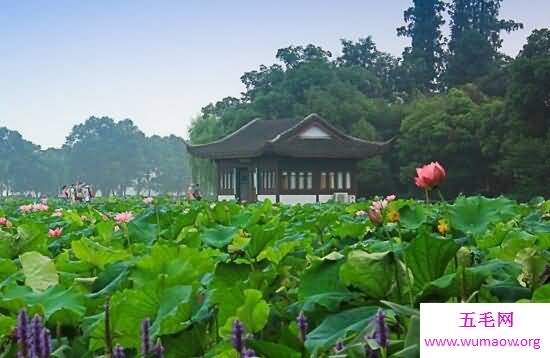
[186,113,392,159]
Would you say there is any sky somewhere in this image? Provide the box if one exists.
[1,0,549,149]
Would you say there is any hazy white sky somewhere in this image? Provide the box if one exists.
[1,0,549,149]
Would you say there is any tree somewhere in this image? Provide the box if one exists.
[337,37,400,99]
[508,28,550,136]
[65,117,146,196]
[445,0,523,87]
[397,0,447,92]
[0,127,44,196]
[398,89,492,196]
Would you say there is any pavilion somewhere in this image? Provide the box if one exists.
[186,113,392,204]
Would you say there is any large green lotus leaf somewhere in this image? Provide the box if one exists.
[340,250,395,299]
[245,223,284,258]
[332,220,368,238]
[298,257,348,300]
[294,257,353,314]
[54,251,94,275]
[128,216,158,245]
[248,340,301,358]
[152,286,193,335]
[404,234,459,293]
[532,284,550,302]
[88,262,130,298]
[0,285,86,325]
[487,230,536,260]
[399,204,429,230]
[209,263,249,328]
[90,285,193,350]
[536,233,550,250]
[296,291,356,313]
[211,201,232,225]
[418,260,523,302]
[0,314,16,337]
[305,306,378,356]
[392,316,420,358]
[475,222,511,250]
[20,251,59,293]
[71,238,130,270]
[9,222,49,257]
[521,212,550,234]
[486,281,532,302]
[449,196,519,235]
[95,221,114,241]
[220,289,269,336]
[237,289,269,332]
[131,244,217,289]
[256,240,299,264]
[200,225,239,248]
[0,258,17,277]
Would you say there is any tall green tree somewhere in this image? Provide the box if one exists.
[446,0,522,87]
[64,117,147,196]
[397,0,447,92]
[508,28,550,136]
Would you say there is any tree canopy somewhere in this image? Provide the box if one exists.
[0,118,191,197]
[188,0,549,200]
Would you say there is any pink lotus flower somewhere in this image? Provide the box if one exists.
[19,204,33,214]
[368,209,383,225]
[143,197,154,204]
[115,211,134,224]
[0,217,8,226]
[386,195,396,202]
[414,162,446,190]
[48,227,63,238]
[371,199,388,211]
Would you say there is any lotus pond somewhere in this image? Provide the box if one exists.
[0,196,549,357]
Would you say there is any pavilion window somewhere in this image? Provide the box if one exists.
[337,172,344,189]
[282,172,289,190]
[290,172,297,190]
[271,171,276,189]
[320,172,327,190]
[306,172,313,189]
[329,172,335,189]
[298,172,305,189]
[345,171,351,189]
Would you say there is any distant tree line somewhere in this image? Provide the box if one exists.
[189,0,550,200]
[0,117,191,197]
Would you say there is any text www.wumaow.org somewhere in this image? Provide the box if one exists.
[423,336,542,350]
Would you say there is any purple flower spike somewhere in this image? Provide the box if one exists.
[297,310,308,342]
[16,309,30,357]
[113,344,125,358]
[154,339,165,358]
[364,334,380,358]
[231,319,245,354]
[40,328,51,358]
[334,339,345,353]
[141,318,151,356]
[374,309,389,348]
[243,348,257,358]
[30,314,43,357]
